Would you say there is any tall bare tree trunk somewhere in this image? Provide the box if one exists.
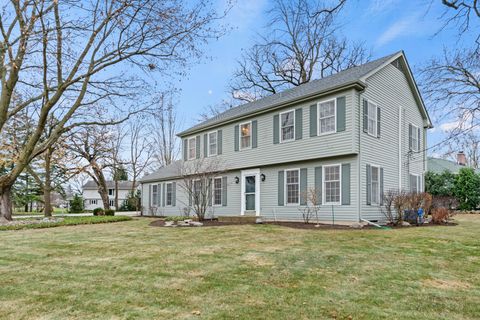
[0,186,13,221]
[44,148,53,217]
[91,162,110,210]
[114,178,119,210]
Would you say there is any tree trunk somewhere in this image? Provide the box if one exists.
[44,148,53,217]
[0,185,13,221]
[91,161,109,210]
[114,178,119,210]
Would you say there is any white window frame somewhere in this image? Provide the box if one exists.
[90,199,97,205]
[109,199,114,207]
[279,109,295,143]
[322,164,342,205]
[367,101,378,137]
[317,98,337,136]
[188,137,196,160]
[152,185,158,206]
[208,131,218,157]
[108,188,115,196]
[370,165,381,205]
[411,124,420,152]
[410,173,421,193]
[284,168,300,205]
[165,182,173,206]
[239,121,252,150]
[212,176,223,206]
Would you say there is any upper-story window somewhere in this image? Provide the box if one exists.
[280,110,295,142]
[188,137,196,160]
[367,101,378,137]
[285,169,300,204]
[323,164,341,205]
[409,124,420,152]
[240,122,251,149]
[318,99,336,135]
[108,189,115,196]
[208,131,218,156]
[166,183,173,206]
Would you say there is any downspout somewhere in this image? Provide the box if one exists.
[357,89,364,222]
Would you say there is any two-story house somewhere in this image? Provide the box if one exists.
[83,180,137,210]
[140,51,432,223]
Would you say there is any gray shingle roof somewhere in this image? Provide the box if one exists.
[178,51,400,137]
[140,161,183,183]
[427,157,479,174]
[83,180,138,190]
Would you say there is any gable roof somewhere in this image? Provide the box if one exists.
[140,161,183,183]
[178,50,432,137]
[427,157,480,174]
[82,180,137,190]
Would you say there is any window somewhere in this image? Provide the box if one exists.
[318,99,336,134]
[213,177,222,206]
[166,183,173,206]
[285,169,300,204]
[208,131,218,156]
[108,189,115,196]
[152,185,158,206]
[109,199,114,207]
[410,174,421,193]
[90,199,97,205]
[240,122,251,149]
[188,137,196,160]
[323,165,341,204]
[367,101,378,137]
[193,180,201,205]
[371,166,380,205]
[410,124,420,151]
[280,110,295,142]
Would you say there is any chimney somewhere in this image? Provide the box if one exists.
[457,151,467,166]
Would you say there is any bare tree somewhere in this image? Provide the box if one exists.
[0,0,228,220]
[444,130,480,168]
[68,126,114,210]
[230,0,370,102]
[198,99,235,122]
[298,188,320,224]
[110,124,127,210]
[178,158,225,221]
[128,117,153,193]
[151,94,180,168]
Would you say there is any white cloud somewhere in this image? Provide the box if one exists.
[375,12,422,48]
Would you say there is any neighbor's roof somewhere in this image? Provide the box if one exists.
[178,50,431,137]
[427,157,480,174]
[82,180,138,190]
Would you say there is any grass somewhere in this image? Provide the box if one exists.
[0,216,132,231]
[0,215,479,319]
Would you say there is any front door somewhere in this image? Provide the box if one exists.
[241,169,260,215]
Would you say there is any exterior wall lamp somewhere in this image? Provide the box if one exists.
[260,173,266,182]
[234,176,240,184]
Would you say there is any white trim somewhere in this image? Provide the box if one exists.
[398,106,402,190]
[369,164,381,206]
[410,173,421,193]
[187,137,196,160]
[322,164,342,205]
[207,130,218,157]
[240,168,260,216]
[410,124,420,152]
[279,109,295,143]
[317,98,337,136]
[284,168,300,205]
[239,121,252,150]
[212,176,223,207]
[366,100,378,137]
[165,182,173,207]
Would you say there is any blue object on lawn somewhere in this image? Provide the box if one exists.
[417,208,424,217]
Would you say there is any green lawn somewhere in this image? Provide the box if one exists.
[0,215,479,320]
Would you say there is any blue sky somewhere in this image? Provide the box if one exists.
[173,0,466,154]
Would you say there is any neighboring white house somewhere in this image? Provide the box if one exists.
[82,181,137,210]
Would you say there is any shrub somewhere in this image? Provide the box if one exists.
[104,209,115,216]
[454,168,480,210]
[382,189,397,225]
[431,207,452,224]
[93,208,104,216]
[432,195,459,210]
[69,194,84,213]
[119,191,140,211]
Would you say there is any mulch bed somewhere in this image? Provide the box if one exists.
[148,218,457,230]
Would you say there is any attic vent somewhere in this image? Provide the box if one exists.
[391,59,404,72]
